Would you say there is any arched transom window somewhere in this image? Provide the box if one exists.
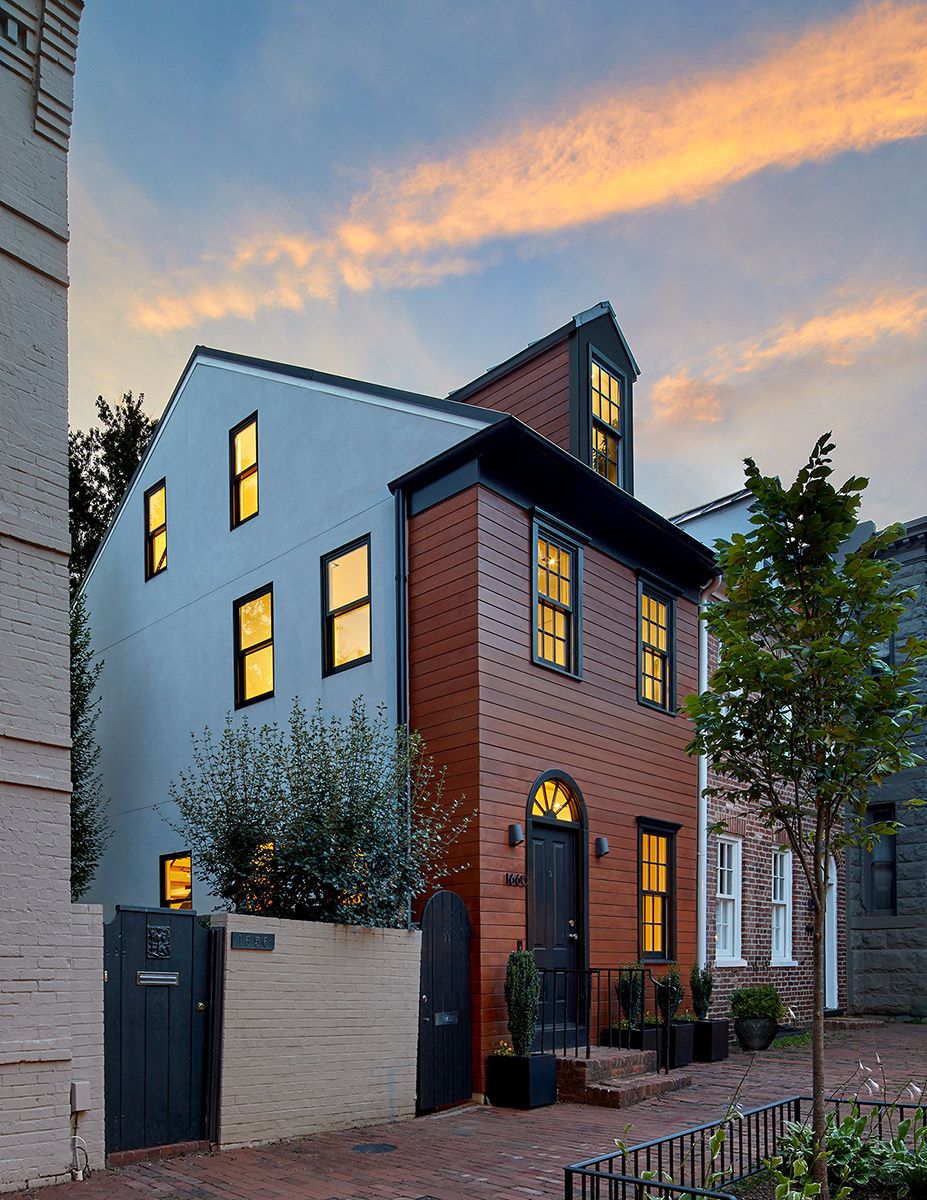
[531,778,579,822]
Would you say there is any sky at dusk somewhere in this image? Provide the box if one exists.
[68,0,927,527]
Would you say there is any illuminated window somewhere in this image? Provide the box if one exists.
[160,852,192,909]
[230,414,258,527]
[771,848,793,963]
[322,537,371,674]
[234,585,274,707]
[638,818,677,960]
[144,480,167,579]
[533,518,582,676]
[246,841,275,912]
[531,777,579,822]
[640,583,674,711]
[591,358,623,487]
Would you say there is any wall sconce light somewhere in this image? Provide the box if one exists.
[595,836,610,857]
[508,823,525,846]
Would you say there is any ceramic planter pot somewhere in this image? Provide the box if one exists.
[485,1054,557,1108]
[733,1017,778,1051]
[693,1019,730,1061]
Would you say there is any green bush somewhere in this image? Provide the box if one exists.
[730,985,783,1020]
[504,950,540,1057]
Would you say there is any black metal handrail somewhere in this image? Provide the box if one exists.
[538,966,674,1071]
[564,1170,737,1200]
[565,1095,927,1200]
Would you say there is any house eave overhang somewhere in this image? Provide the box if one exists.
[389,417,718,598]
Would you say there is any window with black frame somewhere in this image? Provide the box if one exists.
[322,536,371,674]
[639,582,674,711]
[233,584,274,706]
[864,803,897,914]
[590,358,623,487]
[230,414,258,527]
[638,817,678,960]
[144,479,167,579]
[533,519,582,676]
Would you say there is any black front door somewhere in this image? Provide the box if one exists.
[529,820,581,1036]
[104,907,209,1153]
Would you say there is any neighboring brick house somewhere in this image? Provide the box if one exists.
[80,303,718,1097]
[674,491,847,1026]
[0,1,105,1190]
[846,516,927,1017]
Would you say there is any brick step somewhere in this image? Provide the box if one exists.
[583,1069,693,1109]
[556,1049,658,1103]
[824,1017,886,1029]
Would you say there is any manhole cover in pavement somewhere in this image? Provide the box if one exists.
[351,1143,397,1154]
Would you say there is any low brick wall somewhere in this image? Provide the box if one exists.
[210,914,421,1149]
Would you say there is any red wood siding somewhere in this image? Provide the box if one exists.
[408,485,700,1093]
[462,341,571,450]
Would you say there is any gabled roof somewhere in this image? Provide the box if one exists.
[446,301,641,404]
[389,415,718,596]
[78,345,503,594]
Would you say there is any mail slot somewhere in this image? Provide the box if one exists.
[434,1011,459,1026]
[136,971,179,986]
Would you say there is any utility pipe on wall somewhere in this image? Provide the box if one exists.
[696,578,724,969]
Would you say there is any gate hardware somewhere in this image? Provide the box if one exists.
[136,971,179,986]
[435,1011,459,1025]
[196,1002,206,1011]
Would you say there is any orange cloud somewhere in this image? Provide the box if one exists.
[648,287,927,425]
[132,1,927,331]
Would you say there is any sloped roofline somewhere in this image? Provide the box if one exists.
[77,345,503,596]
[446,300,641,403]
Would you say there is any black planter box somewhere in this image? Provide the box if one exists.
[670,1022,694,1068]
[693,1020,730,1062]
[485,1054,557,1108]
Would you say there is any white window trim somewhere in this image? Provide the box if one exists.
[771,848,797,966]
[715,837,746,966]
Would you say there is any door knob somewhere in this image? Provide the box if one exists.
[196,1002,206,1011]
[568,933,578,940]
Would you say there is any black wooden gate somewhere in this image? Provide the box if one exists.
[417,890,472,1113]
[104,907,211,1153]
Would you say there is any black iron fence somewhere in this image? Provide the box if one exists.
[538,966,676,1069]
[565,1095,927,1200]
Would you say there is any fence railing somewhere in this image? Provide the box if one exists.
[538,966,675,1069]
[564,1095,927,1200]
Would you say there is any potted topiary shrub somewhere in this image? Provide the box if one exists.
[485,949,557,1108]
[655,965,693,1068]
[690,963,729,1062]
[604,962,644,1047]
[730,984,784,1051]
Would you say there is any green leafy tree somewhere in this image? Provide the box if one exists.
[684,435,927,1200]
[70,595,109,899]
[69,392,158,596]
[166,697,469,927]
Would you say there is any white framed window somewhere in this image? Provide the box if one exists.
[715,838,743,964]
[771,848,794,964]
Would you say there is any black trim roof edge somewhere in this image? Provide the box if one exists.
[388,415,718,581]
[192,345,507,425]
[446,301,640,404]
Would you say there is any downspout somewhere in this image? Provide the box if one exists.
[697,576,724,968]
[394,487,411,928]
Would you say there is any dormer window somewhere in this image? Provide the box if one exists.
[591,359,623,487]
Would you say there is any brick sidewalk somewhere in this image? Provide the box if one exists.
[16,1024,927,1200]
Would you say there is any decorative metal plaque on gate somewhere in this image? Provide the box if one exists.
[146,925,171,959]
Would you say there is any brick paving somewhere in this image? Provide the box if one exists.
[16,1023,927,1200]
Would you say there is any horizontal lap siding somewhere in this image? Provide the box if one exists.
[462,342,571,450]
[475,489,699,1074]
[407,485,700,1093]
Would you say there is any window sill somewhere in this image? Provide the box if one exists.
[714,957,748,968]
[770,959,799,968]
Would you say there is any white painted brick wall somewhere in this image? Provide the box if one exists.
[211,915,422,1148]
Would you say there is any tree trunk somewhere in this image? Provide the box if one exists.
[812,887,829,1200]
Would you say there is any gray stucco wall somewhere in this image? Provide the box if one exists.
[846,519,927,1016]
[81,357,489,915]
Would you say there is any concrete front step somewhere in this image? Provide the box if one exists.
[824,1016,886,1029]
[583,1069,693,1109]
[556,1048,659,1103]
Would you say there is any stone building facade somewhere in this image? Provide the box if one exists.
[0,2,104,1190]
[846,516,927,1017]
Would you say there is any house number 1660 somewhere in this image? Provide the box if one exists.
[504,872,528,887]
